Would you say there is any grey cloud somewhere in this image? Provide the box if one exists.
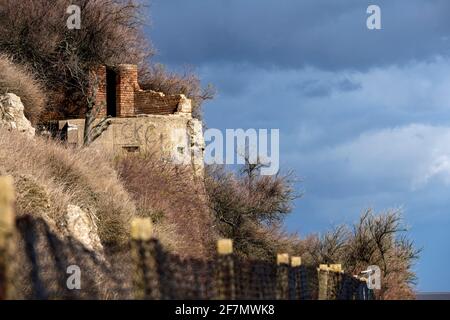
[289,77,362,98]
[203,58,450,148]
[149,0,450,71]
[295,80,333,97]
[338,78,362,92]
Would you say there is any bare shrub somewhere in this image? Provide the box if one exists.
[0,1,214,121]
[0,54,46,123]
[205,163,299,260]
[0,0,153,119]
[139,63,216,119]
[344,209,420,299]
[116,153,217,258]
[205,159,419,299]
[0,128,136,246]
[299,209,420,299]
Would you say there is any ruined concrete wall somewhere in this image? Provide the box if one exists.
[187,119,205,176]
[59,114,205,175]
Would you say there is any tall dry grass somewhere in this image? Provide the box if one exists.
[0,128,135,246]
[0,55,46,124]
[0,126,216,256]
[116,154,217,258]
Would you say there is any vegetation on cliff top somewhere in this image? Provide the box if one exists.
[0,0,213,121]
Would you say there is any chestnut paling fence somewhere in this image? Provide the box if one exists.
[0,176,373,300]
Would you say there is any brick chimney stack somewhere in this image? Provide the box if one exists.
[116,64,139,117]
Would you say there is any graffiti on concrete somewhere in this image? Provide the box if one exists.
[115,121,160,147]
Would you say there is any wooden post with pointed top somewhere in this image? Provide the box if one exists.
[216,239,235,300]
[0,176,16,300]
[276,253,290,300]
[131,217,159,300]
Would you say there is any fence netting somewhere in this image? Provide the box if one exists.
[4,215,372,300]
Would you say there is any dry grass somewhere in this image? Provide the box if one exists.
[116,154,217,258]
[0,55,46,124]
[0,128,136,246]
[0,126,216,256]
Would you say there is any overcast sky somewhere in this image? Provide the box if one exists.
[147,0,450,292]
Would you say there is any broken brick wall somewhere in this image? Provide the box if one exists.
[94,64,190,118]
[134,91,180,115]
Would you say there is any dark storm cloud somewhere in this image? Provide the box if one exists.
[149,0,450,70]
[289,77,362,97]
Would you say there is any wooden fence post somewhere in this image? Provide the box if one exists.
[328,264,343,300]
[291,256,302,300]
[291,257,302,268]
[276,253,290,300]
[131,217,158,300]
[0,176,16,300]
[216,239,235,300]
[317,264,329,300]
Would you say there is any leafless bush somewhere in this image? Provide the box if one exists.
[0,54,46,123]
[139,63,216,119]
[345,209,420,299]
[299,209,420,299]
[206,159,419,298]
[0,0,152,119]
[205,162,299,260]
[305,226,349,265]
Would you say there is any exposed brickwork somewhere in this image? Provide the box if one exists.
[134,91,180,115]
[41,64,192,123]
[93,64,192,118]
[95,66,107,117]
[116,64,138,117]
